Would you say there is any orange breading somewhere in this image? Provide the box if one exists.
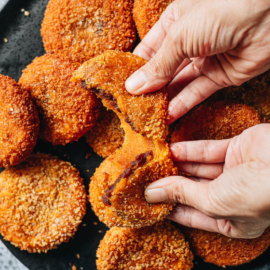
[72,51,177,228]
[182,227,270,267]
[215,69,270,123]
[171,101,261,143]
[41,0,136,62]
[19,52,100,145]
[97,221,194,270]
[133,0,173,39]
[0,153,87,253]
[0,75,39,168]
[85,107,124,158]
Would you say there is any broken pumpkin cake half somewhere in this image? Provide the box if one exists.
[72,51,177,228]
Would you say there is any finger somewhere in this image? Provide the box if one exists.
[167,204,227,234]
[176,162,224,179]
[126,19,187,95]
[167,205,266,239]
[170,140,231,163]
[167,75,224,124]
[133,2,177,61]
[145,176,209,209]
[167,60,203,100]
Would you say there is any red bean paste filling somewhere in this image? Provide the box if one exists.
[81,81,121,112]
[81,81,145,131]
[102,151,153,206]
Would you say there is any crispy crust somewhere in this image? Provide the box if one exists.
[97,221,194,270]
[19,52,100,145]
[0,75,39,168]
[133,0,173,39]
[210,69,270,123]
[171,101,261,143]
[73,51,177,228]
[182,227,270,267]
[85,107,124,158]
[0,153,87,253]
[41,0,136,62]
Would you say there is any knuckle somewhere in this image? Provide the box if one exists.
[202,140,211,163]
[181,142,188,161]
[176,95,189,114]
[165,181,186,204]
[146,57,172,81]
[187,83,207,103]
[191,162,200,175]
[201,185,220,217]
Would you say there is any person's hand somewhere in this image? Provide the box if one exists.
[145,124,270,239]
[125,0,270,123]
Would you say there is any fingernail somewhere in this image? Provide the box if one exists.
[170,143,180,152]
[145,188,167,203]
[125,70,147,93]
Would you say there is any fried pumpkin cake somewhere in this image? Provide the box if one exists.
[73,51,177,228]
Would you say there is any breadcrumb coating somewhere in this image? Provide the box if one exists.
[97,221,194,270]
[41,0,136,62]
[85,107,124,158]
[73,51,177,228]
[0,75,39,168]
[133,0,173,39]
[171,101,261,143]
[73,51,169,141]
[19,52,100,145]
[0,153,87,253]
[182,227,270,267]
[216,70,270,123]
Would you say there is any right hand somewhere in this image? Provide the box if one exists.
[144,124,270,239]
[126,0,270,123]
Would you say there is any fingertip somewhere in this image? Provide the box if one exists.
[144,187,167,203]
[125,70,147,94]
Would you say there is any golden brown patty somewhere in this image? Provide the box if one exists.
[214,69,270,123]
[73,51,177,228]
[97,221,194,270]
[0,75,39,168]
[41,0,136,62]
[133,0,173,39]
[19,52,100,145]
[85,107,124,158]
[171,101,261,143]
[0,153,87,253]
[182,227,270,267]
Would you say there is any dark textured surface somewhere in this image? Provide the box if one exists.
[0,0,270,269]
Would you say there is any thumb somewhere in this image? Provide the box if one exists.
[126,19,187,95]
[145,176,213,215]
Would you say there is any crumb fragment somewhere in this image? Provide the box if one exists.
[98,230,103,233]
[72,266,77,270]
[77,254,80,259]
[83,224,86,227]
[4,38,8,43]
[85,153,92,159]
[93,222,98,225]
[21,8,25,12]
[86,169,89,172]
[24,11,30,16]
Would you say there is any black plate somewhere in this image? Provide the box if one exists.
[0,1,270,269]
